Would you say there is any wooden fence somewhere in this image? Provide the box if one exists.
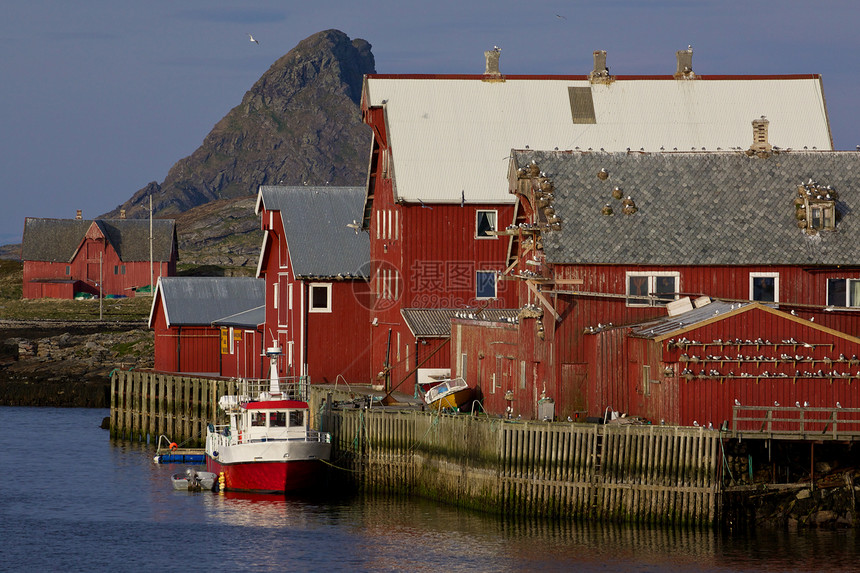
[321,402,721,525]
[110,370,238,446]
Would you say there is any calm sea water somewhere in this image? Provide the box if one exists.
[1,406,859,572]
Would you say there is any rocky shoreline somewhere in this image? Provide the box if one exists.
[0,320,153,407]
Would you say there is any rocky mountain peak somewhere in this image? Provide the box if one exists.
[107,29,375,222]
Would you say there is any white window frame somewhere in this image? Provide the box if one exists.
[750,272,779,303]
[476,270,497,299]
[476,209,498,239]
[827,278,860,308]
[625,271,680,307]
[308,283,332,313]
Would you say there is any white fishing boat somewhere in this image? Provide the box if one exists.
[204,344,332,493]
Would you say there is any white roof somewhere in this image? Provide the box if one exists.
[364,75,832,204]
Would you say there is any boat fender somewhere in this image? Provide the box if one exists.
[169,442,178,451]
[238,431,243,443]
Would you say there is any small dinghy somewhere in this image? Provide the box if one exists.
[171,467,218,491]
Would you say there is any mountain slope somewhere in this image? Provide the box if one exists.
[106,29,375,223]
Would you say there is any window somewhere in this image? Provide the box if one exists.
[309,283,331,313]
[289,411,304,427]
[252,413,266,427]
[750,272,779,303]
[827,278,860,308]
[476,210,497,238]
[625,271,680,307]
[476,270,497,299]
[810,203,835,231]
[460,353,467,380]
[270,412,287,427]
[65,266,70,276]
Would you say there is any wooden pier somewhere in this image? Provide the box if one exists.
[112,370,721,524]
[319,399,721,525]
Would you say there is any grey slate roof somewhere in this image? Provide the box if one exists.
[257,186,369,278]
[22,218,176,262]
[402,308,521,338]
[512,150,860,266]
[150,277,265,328]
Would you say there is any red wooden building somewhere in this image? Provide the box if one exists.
[149,276,265,376]
[21,216,177,299]
[255,186,371,385]
[452,140,860,424]
[359,48,833,395]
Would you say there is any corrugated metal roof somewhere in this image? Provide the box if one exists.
[152,277,265,327]
[630,301,749,339]
[402,307,520,338]
[364,76,831,205]
[513,150,860,266]
[212,305,265,328]
[257,186,369,278]
[22,218,176,262]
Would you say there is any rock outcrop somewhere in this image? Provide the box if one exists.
[104,29,375,223]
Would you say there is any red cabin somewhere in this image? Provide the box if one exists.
[149,277,265,376]
[21,216,177,299]
[255,186,371,385]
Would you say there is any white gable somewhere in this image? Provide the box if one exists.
[365,76,831,204]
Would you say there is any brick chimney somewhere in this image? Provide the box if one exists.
[750,116,773,153]
[674,46,696,79]
[483,47,503,81]
[589,50,612,83]
[76,209,82,220]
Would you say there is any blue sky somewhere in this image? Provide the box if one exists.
[2,1,859,246]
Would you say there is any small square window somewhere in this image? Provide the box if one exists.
[476,210,497,238]
[476,270,497,299]
[289,411,304,427]
[750,273,779,303]
[309,283,332,313]
[809,203,835,231]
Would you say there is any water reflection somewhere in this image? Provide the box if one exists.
[4,407,860,572]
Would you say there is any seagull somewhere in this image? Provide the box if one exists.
[556,14,567,20]
[804,401,810,407]
[693,420,699,427]
[248,33,259,44]
[837,402,842,408]
[774,401,780,407]
[734,399,741,406]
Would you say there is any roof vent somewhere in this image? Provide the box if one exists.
[589,50,612,83]
[76,209,82,220]
[674,46,696,79]
[483,47,504,82]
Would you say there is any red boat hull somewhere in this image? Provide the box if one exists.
[206,457,322,493]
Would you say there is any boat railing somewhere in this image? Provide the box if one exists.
[206,424,330,445]
[236,376,310,401]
